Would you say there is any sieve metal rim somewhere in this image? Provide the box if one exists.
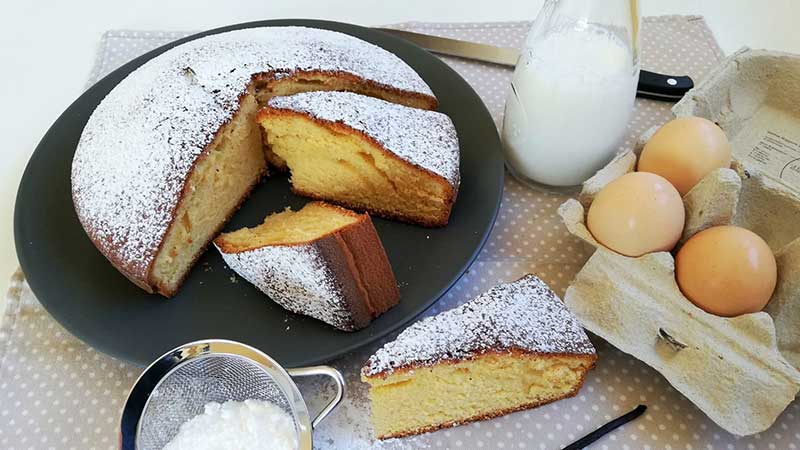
[119,339,344,450]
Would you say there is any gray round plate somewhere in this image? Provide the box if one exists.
[14,19,504,368]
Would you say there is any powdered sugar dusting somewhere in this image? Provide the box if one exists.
[267,91,460,189]
[215,242,357,331]
[72,27,435,279]
[362,275,595,377]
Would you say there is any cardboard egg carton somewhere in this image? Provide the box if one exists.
[558,48,800,436]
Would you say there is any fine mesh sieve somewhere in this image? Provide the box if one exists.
[120,340,345,450]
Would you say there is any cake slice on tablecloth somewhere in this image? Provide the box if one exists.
[214,202,399,331]
[361,274,597,439]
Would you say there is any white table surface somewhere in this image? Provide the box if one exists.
[1,0,798,312]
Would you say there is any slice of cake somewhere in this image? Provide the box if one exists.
[258,91,460,227]
[361,275,597,439]
[214,202,399,331]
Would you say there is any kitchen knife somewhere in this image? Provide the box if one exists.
[375,27,694,101]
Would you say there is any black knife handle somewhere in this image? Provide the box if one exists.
[636,70,694,101]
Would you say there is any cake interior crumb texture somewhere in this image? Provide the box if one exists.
[367,351,595,439]
[216,202,359,251]
[150,94,265,295]
[260,92,460,227]
[361,275,597,439]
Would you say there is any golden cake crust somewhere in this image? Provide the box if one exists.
[253,69,438,111]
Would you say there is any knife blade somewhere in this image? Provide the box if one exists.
[374,27,694,101]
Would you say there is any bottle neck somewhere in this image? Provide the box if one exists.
[528,0,640,65]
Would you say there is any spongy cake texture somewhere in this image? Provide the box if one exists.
[261,91,460,226]
[361,275,596,438]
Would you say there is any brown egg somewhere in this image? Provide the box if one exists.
[638,116,731,195]
[587,172,685,257]
[676,226,777,317]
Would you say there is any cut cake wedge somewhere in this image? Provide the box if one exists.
[361,274,596,438]
[215,202,399,331]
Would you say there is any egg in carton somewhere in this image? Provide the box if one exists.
[558,48,800,436]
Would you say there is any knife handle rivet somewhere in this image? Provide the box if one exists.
[667,78,678,86]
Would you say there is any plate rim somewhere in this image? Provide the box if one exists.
[14,18,504,367]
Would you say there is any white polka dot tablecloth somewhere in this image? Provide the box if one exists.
[3,17,798,450]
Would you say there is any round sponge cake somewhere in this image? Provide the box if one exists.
[71,27,438,296]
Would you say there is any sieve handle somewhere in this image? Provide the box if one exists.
[287,365,346,429]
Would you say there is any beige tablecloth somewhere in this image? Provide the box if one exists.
[4,17,797,450]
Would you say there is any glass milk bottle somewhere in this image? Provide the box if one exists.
[502,0,640,191]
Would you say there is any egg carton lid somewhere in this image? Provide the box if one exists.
[672,47,800,195]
